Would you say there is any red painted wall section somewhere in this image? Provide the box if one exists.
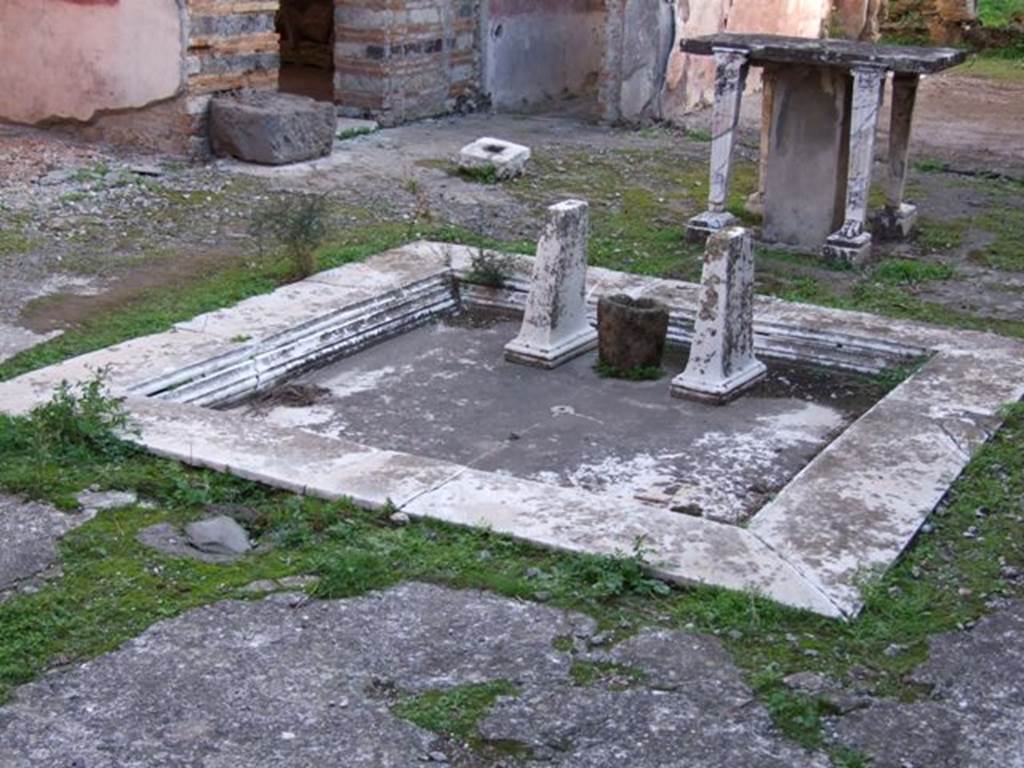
[0,0,183,125]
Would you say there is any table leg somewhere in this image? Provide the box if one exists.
[876,72,920,240]
[824,65,887,265]
[687,47,750,243]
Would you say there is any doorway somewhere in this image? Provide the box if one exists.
[277,0,335,102]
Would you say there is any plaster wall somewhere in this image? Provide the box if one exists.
[484,0,607,111]
[663,0,834,116]
[0,0,186,125]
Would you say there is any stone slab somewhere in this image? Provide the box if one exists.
[0,495,89,597]
[136,522,244,565]
[125,398,462,510]
[747,400,997,615]
[828,602,1024,767]
[0,323,60,366]
[682,33,967,74]
[0,328,229,416]
[404,469,841,617]
[762,66,850,249]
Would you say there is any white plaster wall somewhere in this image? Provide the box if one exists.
[0,0,186,125]
[484,0,606,110]
[663,0,834,117]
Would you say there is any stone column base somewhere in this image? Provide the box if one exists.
[504,327,598,370]
[686,211,738,244]
[671,360,767,406]
[823,231,873,266]
[874,203,918,241]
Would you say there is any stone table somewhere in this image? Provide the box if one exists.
[682,34,966,264]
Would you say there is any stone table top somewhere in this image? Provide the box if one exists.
[681,33,967,74]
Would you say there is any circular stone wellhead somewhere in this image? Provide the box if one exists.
[597,294,670,372]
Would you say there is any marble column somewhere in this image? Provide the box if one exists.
[505,200,598,369]
[686,47,750,243]
[823,65,887,265]
[671,228,766,405]
[875,72,921,240]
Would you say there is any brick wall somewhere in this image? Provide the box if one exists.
[334,0,481,125]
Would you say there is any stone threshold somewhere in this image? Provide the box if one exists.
[1,241,1021,620]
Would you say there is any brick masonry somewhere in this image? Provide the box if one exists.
[334,1,481,125]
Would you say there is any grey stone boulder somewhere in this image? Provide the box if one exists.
[210,90,336,165]
[185,516,251,556]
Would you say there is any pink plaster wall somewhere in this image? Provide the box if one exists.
[0,0,185,125]
[663,0,834,116]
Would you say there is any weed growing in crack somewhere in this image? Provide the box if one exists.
[391,680,518,744]
[457,164,500,184]
[466,248,512,288]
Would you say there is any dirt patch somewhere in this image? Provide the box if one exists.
[18,247,254,333]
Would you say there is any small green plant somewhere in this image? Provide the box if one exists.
[594,360,666,381]
[4,374,135,463]
[391,680,517,742]
[552,539,672,603]
[70,162,111,184]
[249,193,330,278]
[913,157,950,174]
[570,660,648,688]
[457,164,500,184]
[466,248,511,288]
[312,547,396,598]
[682,127,713,143]
[979,0,1024,27]
[871,258,955,285]
[916,217,968,252]
[337,126,376,141]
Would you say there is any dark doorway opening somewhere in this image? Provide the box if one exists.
[277,0,335,102]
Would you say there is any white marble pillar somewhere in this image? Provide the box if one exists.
[671,227,765,405]
[505,200,598,369]
[876,72,921,240]
[823,65,887,265]
[686,47,750,243]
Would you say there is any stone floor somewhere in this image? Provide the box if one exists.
[0,578,1020,767]
[231,314,883,524]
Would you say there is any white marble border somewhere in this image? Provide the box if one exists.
[2,241,1021,619]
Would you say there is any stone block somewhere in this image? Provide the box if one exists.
[823,231,873,266]
[671,228,766,404]
[686,211,738,244]
[762,66,851,250]
[874,203,919,241]
[505,200,597,369]
[458,137,531,180]
[209,90,336,165]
